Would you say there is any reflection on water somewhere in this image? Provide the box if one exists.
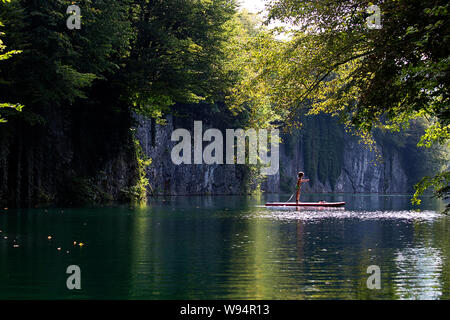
[394,247,443,300]
[0,194,449,299]
[255,209,439,221]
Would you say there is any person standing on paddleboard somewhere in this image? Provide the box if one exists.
[296,172,310,204]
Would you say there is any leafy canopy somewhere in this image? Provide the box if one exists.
[230,0,449,208]
[0,0,22,123]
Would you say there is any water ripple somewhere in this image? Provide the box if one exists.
[253,209,440,221]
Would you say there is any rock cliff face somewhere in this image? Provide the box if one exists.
[0,106,136,206]
[134,114,245,195]
[135,114,410,195]
[264,134,409,194]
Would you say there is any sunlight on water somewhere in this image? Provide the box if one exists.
[254,208,440,222]
[393,247,444,300]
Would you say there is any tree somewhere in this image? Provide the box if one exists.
[232,0,449,210]
[0,0,22,123]
[121,0,239,121]
[0,0,269,205]
[0,0,132,118]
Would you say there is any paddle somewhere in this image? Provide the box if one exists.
[286,192,295,202]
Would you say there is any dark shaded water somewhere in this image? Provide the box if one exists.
[0,194,449,299]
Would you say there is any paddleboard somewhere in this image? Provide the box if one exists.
[265,201,346,207]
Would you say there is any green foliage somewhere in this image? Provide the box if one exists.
[0,0,131,113]
[264,0,449,137]
[122,136,152,206]
[226,29,285,129]
[413,171,450,214]
[65,177,114,205]
[232,0,449,205]
[0,0,243,121]
[0,0,22,123]
[242,164,264,195]
[375,118,445,187]
[0,0,275,205]
[0,102,22,123]
[125,0,239,120]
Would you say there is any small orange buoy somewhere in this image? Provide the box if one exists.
[47,236,52,240]
[73,241,77,245]
[57,247,61,251]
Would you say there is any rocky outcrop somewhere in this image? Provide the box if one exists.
[0,106,136,206]
[266,134,409,194]
[134,114,245,195]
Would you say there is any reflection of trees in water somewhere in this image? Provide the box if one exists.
[158,195,263,210]
[434,221,450,297]
[345,194,409,211]
[128,198,450,299]
[129,206,233,299]
[296,218,304,261]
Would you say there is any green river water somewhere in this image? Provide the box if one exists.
[0,193,448,299]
